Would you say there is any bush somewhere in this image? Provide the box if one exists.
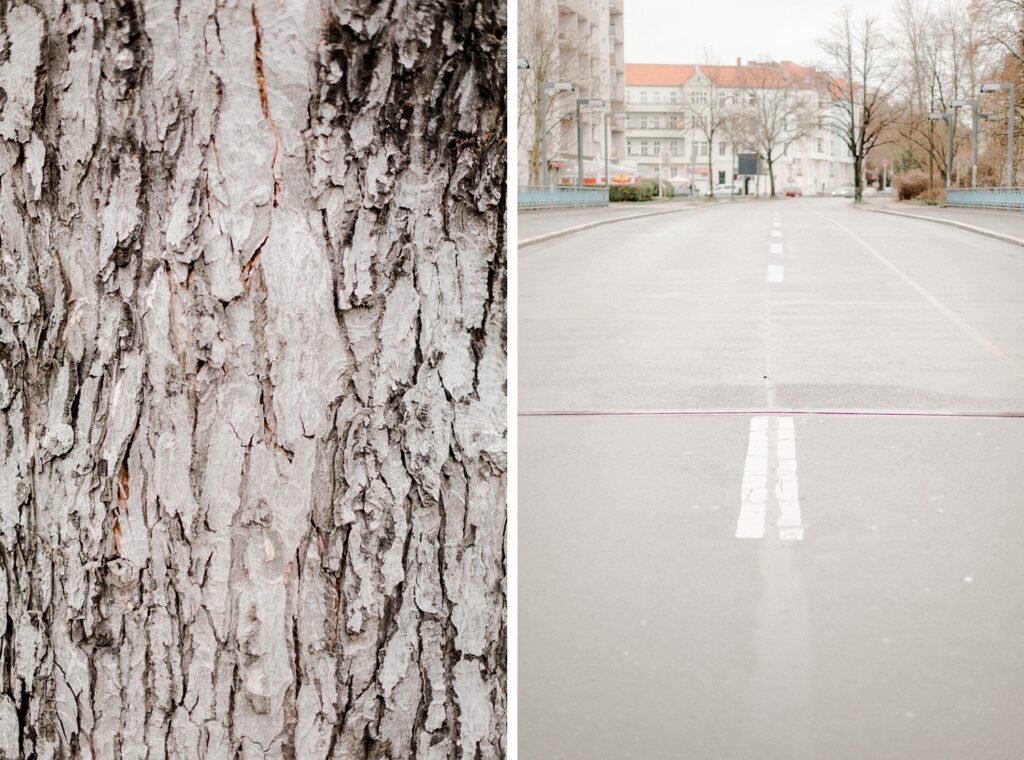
[895,170,929,201]
[609,183,653,202]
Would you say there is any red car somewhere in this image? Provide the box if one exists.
[783,186,802,197]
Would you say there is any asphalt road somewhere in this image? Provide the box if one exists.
[518,198,1024,759]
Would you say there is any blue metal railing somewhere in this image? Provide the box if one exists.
[518,186,609,209]
[946,187,1024,210]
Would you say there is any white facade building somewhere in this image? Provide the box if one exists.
[624,61,855,195]
[517,0,626,186]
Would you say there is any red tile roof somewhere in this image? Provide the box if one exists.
[626,61,829,90]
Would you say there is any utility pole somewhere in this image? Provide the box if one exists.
[929,111,955,188]
[981,82,1016,187]
[540,81,574,187]
[952,99,979,188]
[576,98,605,188]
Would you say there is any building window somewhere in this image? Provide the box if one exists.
[653,91,661,103]
[718,170,726,184]
[718,142,727,157]
[697,141,708,156]
[669,115,679,128]
[653,141,661,155]
[627,140,633,155]
[691,90,708,105]
[670,139,680,156]
[640,116,648,129]
[816,138,823,153]
[640,90,648,103]
[652,117,660,129]
[670,91,678,103]
[641,141,649,156]
[748,92,756,105]
[671,167,678,177]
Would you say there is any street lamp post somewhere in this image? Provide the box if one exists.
[540,81,574,187]
[951,99,979,188]
[576,98,605,188]
[604,111,626,190]
[981,82,1015,187]
[928,111,954,188]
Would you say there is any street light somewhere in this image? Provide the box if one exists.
[603,111,627,191]
[928,111,955,189]
[981,81,1015,187]
[540,81,574,187]
[951,99,979,188]
[576,98,605,188]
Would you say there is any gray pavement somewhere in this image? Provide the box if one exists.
[519,197,1024,759]
[864,199,1024,242]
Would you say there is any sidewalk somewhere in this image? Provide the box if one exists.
[517,199,695,243]
[862,199,1024,246]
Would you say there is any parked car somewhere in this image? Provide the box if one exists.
[832,185,856,197]
[783,186,802,197]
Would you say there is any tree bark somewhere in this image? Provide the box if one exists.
[0,1,506,758]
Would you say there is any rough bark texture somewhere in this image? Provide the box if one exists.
[0,1,506,758]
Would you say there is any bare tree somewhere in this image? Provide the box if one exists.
[819,8,903,201]
[688,72,731,196]
[0,2,506,758]
[517,1,593,184]
[740,65,815,197]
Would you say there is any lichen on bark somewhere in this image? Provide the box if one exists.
[0,1,506,758]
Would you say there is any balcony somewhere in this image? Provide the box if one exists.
[557,0,588,17]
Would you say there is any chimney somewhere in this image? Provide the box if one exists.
[736,57,741,67]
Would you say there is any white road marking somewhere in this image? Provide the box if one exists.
[776,417,804,540]
[771,229,783,238]
[766,265,784,283]
[772,219,782,228]
[824,214,1024,381]
[736,417,804,540]
[736,417,769,539]
[770,242,784,254]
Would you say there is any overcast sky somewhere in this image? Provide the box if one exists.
[624,0,899,68]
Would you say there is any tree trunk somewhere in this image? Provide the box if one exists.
[853,154,864,202]
[707,141,714,197]
[0,2,506,759]
[766,155,777,197]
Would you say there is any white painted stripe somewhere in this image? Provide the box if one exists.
[775,417,804,540]
[771,229,783,238]
[766,265,784,283]
[770,242,783,254]
[736,417,769,539]
[772,219,782,228]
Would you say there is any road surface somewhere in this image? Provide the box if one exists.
[518,198,1024,760]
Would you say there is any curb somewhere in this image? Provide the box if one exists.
[860,205,1024,249]
[518,205,696,248]
[518,196,760,248]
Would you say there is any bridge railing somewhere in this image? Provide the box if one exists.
[518,186,609,209]
[946,187,1024,210]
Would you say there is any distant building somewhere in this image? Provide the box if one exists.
[517,0,627,185]
[625,60,855,195]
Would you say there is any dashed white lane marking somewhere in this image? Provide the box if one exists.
[771,229,783,238]
[772,219,782,228]
[736,417,769,538]
[737,418,804,540]
[766,265,784,283]
[776,418,804,540]
[770,242,784,254]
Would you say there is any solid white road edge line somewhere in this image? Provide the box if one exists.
[776,417,804,540]
[736,417,769,539]
[766,265,784,283]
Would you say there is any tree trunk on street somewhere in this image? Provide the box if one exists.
[0,2,506,758]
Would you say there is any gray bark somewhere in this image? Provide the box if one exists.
[0,1,506,758]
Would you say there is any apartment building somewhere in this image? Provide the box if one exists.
[517,0,626,185]
[624,61,855,194]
